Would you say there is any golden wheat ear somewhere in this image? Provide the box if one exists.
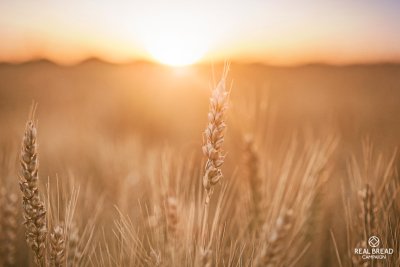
[202,66,230,204]
[19,104,47,266]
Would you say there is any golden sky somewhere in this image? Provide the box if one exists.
[1,0,399,66]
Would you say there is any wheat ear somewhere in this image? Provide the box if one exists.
[67,222,81,267]
[202,66,230,204]
[243,136,263,232]
[0,189,18,267]
[50,225,65,267]
[165,195,178,238]
[351,184,377,266]
[254,209,293,267]
[19,114,47,266]
[359,184,376,240]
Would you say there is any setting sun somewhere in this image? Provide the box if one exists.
[134,7,211,66]
[144,32,206,66]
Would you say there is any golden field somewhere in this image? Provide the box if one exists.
[0,61,399,266]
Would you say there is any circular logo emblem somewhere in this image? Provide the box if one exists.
[368,236,380,247]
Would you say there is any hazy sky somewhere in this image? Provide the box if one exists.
[1,0,400,65]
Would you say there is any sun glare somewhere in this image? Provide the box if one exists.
[137,11,210,67]
[147,42,203,67]
[143,31,207,67]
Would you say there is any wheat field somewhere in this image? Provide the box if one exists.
[0,61,399,266]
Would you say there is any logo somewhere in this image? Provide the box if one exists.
[368,236,379,247]
[354,235,394,261]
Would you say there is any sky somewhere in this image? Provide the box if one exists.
[0,0,400,66]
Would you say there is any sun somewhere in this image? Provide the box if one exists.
[144,31,207,67]
[137,12,210,67]
[147,41,203,67]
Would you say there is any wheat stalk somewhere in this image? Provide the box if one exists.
[0,189,18,267]
[165,195,178,239]
[199,66,230,267]
[67,222,81,267]
[254,209,293,267]
[351,184,377,267]
[243,135,263,233]
[164,194,179,266]
[50,225,65,267]
[202,66,230,204]
[19,112,47,266]
[359,184,376,241]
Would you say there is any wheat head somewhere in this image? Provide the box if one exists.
[50,225,65,267]
[19,116,47,266]
[202,66,230,204]
[0,189,18,267]
[254,209,293,267]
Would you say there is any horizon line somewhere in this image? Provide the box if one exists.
[1,57,400,68]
